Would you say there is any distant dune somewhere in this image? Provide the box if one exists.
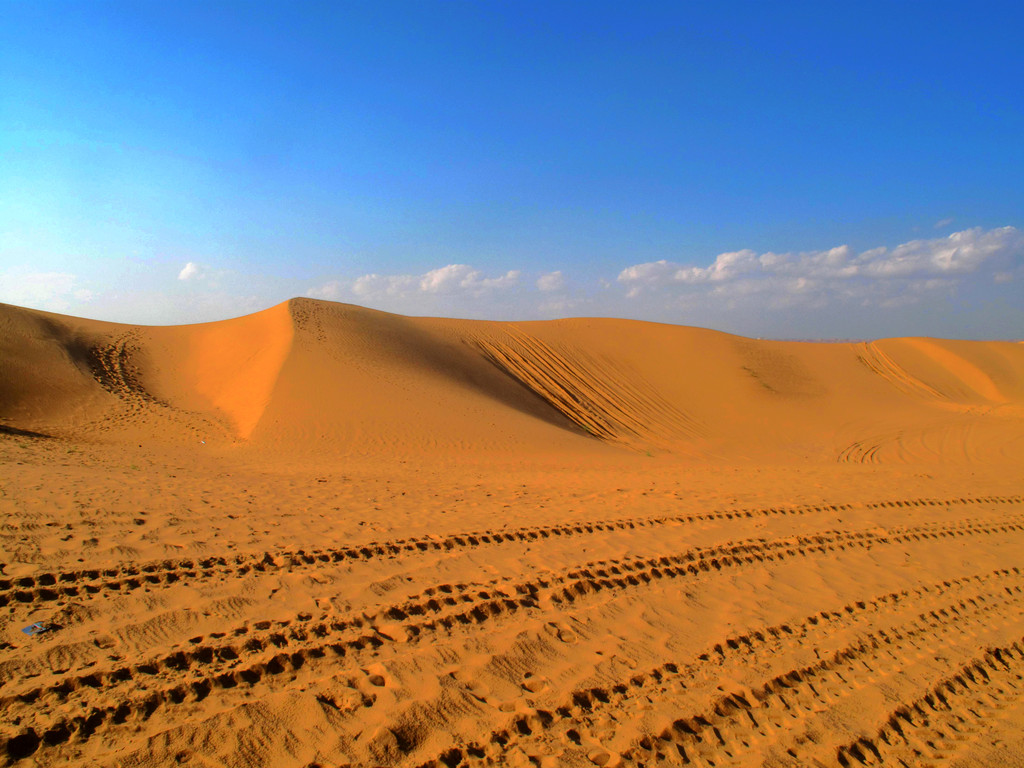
[2,299,1023,768]
[3,297,1023,463]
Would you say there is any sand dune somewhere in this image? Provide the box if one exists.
[4,298,1022,459]
[1,298,1023,767]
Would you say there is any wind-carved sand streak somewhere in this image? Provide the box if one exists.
[474,324,704,449]
[855,342,948,402]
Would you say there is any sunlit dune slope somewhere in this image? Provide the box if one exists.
[1,298,1022,463]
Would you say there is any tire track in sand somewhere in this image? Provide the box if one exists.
[836,641,1024,767]
[3,517,1021,699]
[2,494,1019,610]
[3,516,1019,698]
[618,594,1024,767]
[415,568,1024,767]
[2,518,1023,763]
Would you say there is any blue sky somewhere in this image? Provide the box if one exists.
[1,1,1022,338]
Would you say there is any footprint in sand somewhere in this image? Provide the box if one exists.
[374,622,409,642]
[521,672,551,694]
[449,671,495,705]
[544,621,578,643]
[362,663,390,688]
[587,748,621,767]
[465,679,492,702]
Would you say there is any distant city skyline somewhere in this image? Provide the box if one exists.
[2,2,1022,339]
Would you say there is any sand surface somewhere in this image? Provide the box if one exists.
[1,297,1023,768]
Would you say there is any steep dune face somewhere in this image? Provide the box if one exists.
[1,299,1022,463]
[871,337,1024,404]
[142,301,294,440]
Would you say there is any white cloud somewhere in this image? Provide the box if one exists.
[935,217,954,229]
[419,264,469,292]
[852,227,1018,277]
[0,271,92,312]
[306,280,345,300]
[618,227,1024,307]
[309,264,522,303]
[351,273,417,297]
[178,261,200,280]
[417,264,520,293]
[537,271,565,292]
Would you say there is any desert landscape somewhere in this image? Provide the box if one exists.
[1,296,1023,768]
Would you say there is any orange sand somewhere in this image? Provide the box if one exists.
[1,297,1022,767]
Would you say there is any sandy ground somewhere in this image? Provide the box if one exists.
[1,298,1023,768]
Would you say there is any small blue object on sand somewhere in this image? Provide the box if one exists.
[21,622,48,636]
